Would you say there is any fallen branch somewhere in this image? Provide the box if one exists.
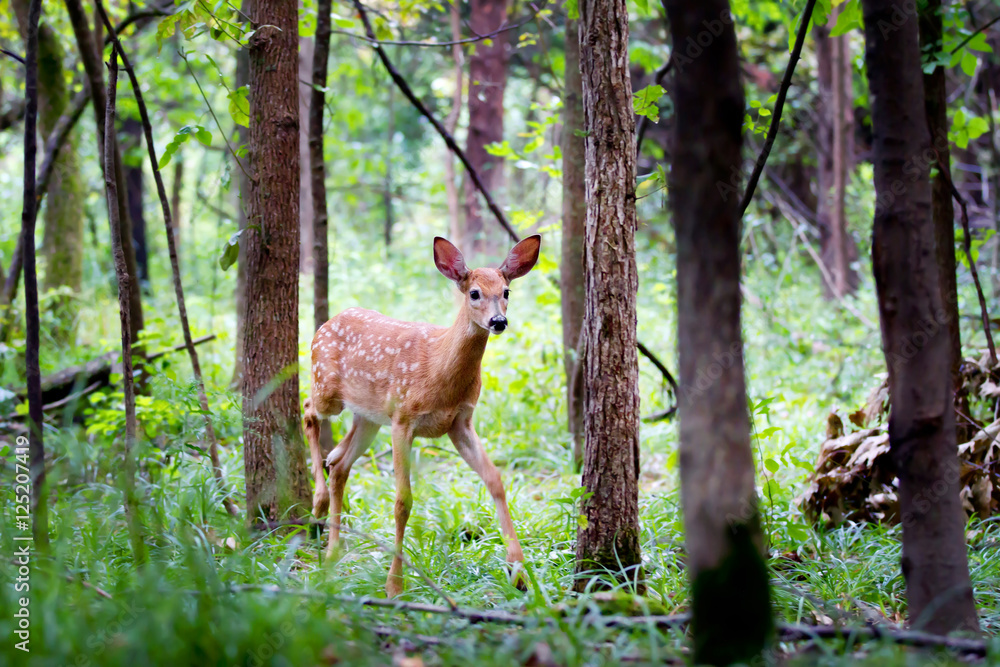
[738,0,817,216]
[97,0,238,518]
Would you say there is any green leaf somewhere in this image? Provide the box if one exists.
[566,0,579,20]
[829,0,861,37]
[219,229,244,271]
[228,86,250,128]
[961,50,978,77]
[633,84,666,123]
[763,479,781,497]
[155,14,182,52]
[764,458,780,474]
[787,524,811,542]
[967,116,989,141]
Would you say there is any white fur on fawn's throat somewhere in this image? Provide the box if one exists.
[302,234,542,599]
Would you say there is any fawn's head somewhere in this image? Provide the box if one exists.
[433,235,541,335]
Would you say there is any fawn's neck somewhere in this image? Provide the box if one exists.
[430,308,490,389]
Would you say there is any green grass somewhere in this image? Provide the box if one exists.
[2,219,1000,665]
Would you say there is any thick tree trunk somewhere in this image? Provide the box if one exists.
[815,10,859,297]
[170,156,183,252]
[463,0,509,256]
[561,16,586,468]
[860,0,979,635]
[13,0,84,342]
[919,0,964,407]
[122,117,150,287]
[298,33,314,274]
[63,0,144,341]
[574,0,642,591]
[663,0,772,662]
[244,0,311,520]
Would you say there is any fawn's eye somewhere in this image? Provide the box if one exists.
[470,289,480,300]
[503,289,510,299]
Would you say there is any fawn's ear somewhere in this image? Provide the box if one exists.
[499,234,541,282]
[433,237,469,283]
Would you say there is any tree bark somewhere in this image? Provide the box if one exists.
[298,33,314,274]
[444,1,464,245]
[20,0,48,549]
[63,0,144,341]
[574,0,642,591]
[561,16,586,469]
[815,9,859,298]
[663,0,772,662]
[860,0,979,635]
[13,0,84,343]
[170,155,183,252]
[232,3,251,389]
[463,0,509,256]
[103,48,146,564]
[919,0,963,410]
[309,0,335,458]
[244,0,311,521]
[122,117,150,286]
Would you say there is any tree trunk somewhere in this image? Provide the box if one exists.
[574,0,642,592]
[20,0,48,549]
[103,48,146,564]
[63,0,144,342]
[13,0,84,343]
[919,0,964,418]
[298,33,314,274]
[561,16,586,469]
[463,0,509,256]
[663,0,772,662]
[309,0,335,458]
[244,0,311,521]
[815,9,859,298]
[122,117,149,287]
[444,1,464,245]
[860,0,979,635]
[232,6,251,389]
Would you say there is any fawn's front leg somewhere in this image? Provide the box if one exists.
[386,420,414,598]
[448,415,525,584]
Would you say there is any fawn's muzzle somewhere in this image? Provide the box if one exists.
[489,315,507,333]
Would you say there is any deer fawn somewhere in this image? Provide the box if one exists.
[303,235,541,597]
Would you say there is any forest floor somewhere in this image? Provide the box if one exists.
[2,229,999,665]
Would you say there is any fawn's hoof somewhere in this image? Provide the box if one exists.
[312,488,330,518]
[509,562,528,591]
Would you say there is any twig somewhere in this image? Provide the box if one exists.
[337,525,457,611]
[351,0,519,243]
[41,381,101,414]
[776,623,987,656]
[950,14,1000,54]
[98,1,239,518]
[331,4,542,47]
[65,574,113,599]
[179,50,253,184]
[635,58,673,156]
[738,0,818,216]
[636,340,678,422]
[1,48,25,64]
[932,155,997,365]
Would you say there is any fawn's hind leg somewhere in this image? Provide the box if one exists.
[326,415,381,558]
[304,398,334,517]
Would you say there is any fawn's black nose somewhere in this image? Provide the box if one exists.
[489,315,507,333]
